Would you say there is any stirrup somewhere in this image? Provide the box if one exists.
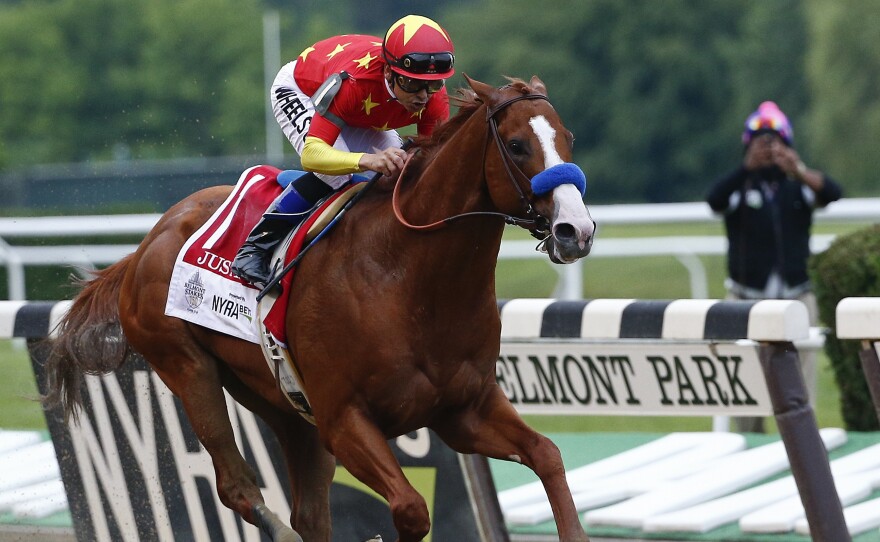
[256,260,285,296]
[232,262,279,293]
[231,262,270,289]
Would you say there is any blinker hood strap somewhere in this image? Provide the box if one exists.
[531,163,587,197]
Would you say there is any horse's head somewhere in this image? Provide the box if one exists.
[466,75,595,263]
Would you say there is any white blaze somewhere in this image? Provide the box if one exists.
[528,114,595,259]
[529,115,563,169]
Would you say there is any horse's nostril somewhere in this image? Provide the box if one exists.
[553,223,577,242]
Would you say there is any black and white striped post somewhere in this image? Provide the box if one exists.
[497,298,849,542]
[0,300,71,340]
[837,297,880,426]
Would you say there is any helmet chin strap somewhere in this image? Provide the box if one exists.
[383,65,405,102]
[384,75,399,101]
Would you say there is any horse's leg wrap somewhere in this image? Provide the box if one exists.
[253,503,304,542]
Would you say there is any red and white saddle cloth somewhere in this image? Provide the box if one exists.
[164,165,363,420]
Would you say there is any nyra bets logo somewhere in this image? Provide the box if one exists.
[184,271,206,310]
[211,294,253,324]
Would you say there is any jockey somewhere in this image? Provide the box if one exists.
[231,14,456,289]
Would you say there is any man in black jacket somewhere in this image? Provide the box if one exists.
[706,101,843,432]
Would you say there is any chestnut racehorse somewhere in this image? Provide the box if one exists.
[44,76,595,542]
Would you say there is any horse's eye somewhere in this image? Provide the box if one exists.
[508,139,526,156]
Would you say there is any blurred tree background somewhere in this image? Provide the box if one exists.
[0,0,878,203]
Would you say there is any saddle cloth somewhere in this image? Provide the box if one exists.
[164,165,361,347]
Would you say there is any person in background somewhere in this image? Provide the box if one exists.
[706,101,843,433]
[232,14,455,289]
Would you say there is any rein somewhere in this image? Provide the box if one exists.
[391,91,553,237]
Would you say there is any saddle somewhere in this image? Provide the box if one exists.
[164,165,367,422]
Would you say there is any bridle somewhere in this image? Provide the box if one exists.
[392,90,553,240]
[487,93,553,238]
[261,91,558,301]
[260,91,559,301]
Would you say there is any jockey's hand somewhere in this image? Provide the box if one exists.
[773,145,803,179]
[359,147,407,178]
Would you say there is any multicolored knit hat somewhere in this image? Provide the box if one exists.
[742,101,793,146]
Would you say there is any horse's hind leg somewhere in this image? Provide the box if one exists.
[140,341,298,538]
[433,386,590,542]
[322,408,430,542]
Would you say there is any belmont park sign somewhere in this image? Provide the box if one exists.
[498,341,769,416]
[491,297,801,417]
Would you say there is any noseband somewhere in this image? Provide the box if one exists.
[392,89,554,239]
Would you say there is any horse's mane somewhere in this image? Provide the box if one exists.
[408,77,537,168]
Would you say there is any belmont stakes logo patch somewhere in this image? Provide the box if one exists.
[184,271,206,310]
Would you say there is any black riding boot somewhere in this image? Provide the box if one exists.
[230,214,290,289]
[231,172,334,289]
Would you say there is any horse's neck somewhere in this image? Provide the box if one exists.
[403,113,495,226]
[375,114,505,294]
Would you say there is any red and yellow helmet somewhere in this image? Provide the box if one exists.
[382,15,455,81]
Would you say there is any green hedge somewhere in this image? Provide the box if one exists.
[811,224,880,431]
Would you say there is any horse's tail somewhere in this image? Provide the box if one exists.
[42,254,136,421]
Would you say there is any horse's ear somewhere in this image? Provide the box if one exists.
[529,75,548,96]
[464,73,499,104]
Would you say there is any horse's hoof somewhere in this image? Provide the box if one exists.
[253,503,304,542]
[362,536,382,542]
[276,531,304,542]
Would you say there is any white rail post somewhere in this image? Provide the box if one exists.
[552,259,583,300]
[0,238,26,301]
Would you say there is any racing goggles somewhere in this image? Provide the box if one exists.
[395,74,445,94]
[395,52,455,75]
[747,116,786,132]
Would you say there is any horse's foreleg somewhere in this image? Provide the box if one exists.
[221,371,335,541]
[323,408,430,542]
[433,386,589,542]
